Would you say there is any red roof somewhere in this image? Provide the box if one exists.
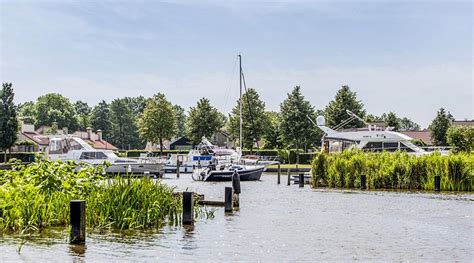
[400,130,432,145]
[84,139,118,151]
[22,132,49,146]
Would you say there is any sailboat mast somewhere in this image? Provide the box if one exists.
[238,54,243,149]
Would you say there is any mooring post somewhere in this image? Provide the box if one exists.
[434,175,440,192]
[277,163,281,184]
[287,168,291,186]
[224,187,233,212]
[176,157,180,178]
[232,171,241,207]
[182,192,194,225]
[299,173,304,188]
[360,174,367,190]
[70,200,86,244]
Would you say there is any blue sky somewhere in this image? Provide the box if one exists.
[1,0,472,127]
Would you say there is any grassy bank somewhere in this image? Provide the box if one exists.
[311,151,473,191]
[0,159,185,233]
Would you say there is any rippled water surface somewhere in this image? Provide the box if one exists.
[1,173,473,262]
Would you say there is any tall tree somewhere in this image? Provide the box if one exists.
[228,88,267,150]
[365,114,384,123]
[174,105,187,138]
[280,86,322,152]
[109,98,142,150]
[399,117,420,131]
[125,96,148,118]
[262,111,283,149]
[137,93,176,154]
[325,85,366,128]
[0,83,19,161]
[74,100,91,131]
[18,101,36,124]
[186,98,224,144]
[385,112,400,131]
[34,93,78,131]
[429,108,454,146]
[90,100,112,139]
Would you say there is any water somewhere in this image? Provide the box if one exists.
[1,173,473,262]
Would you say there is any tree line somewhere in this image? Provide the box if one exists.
[1,82,471,155]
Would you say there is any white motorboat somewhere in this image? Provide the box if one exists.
[47,136,164,175]
[311,110,429,155]
[164,137,240,173]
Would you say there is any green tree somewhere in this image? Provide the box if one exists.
[137,93,177,154]
[429,108,454,146]
[34,93,78,131]
[125,96,148,118]
[186,98,224,144]
[0,83,19,161]
[365,114,384,123]
[399,117,420,131]
[280,86,322,152]
[262,111,283,149]
[174,105,187,138]
[18,101,36,124]
[109,98,142,150]
[90,100,112,139]
[325,85,366,128]
[74,100,91,131]
[228,88,267,150]
[447,126,474,152]
[385,112,400,131]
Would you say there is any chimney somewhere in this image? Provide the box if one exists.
[63,127,68,135]
[97,129,103,141]
[86,127,92,140]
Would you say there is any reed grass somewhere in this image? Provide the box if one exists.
[0,159,189,233]
[311,150,473,191]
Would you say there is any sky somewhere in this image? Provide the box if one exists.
[1,0,472,128]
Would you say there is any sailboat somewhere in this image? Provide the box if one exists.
[196,55,265,182]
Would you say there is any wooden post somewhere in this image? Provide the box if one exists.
[360,174,366,190]
[224,187,233,212]
[70,200,86,244]
[232,171,241,194]
[176,157,180,178]
[277,163,281,184]
[434,175,440,192]
[182,192,194,225]
[232,171,241,208]
[287,168,291,186]
[299,173,304,188]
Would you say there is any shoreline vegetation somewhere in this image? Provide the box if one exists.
[311,150,473,191]
[0,159,189,234]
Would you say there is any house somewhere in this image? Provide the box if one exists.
[11,122,49,152]
[11,122,118,152]
[400,129,433,146]
[169,137,193,150]
[452,120,474,127]
[72,128,118,151]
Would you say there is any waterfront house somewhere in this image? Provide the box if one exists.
[11,122,117,153]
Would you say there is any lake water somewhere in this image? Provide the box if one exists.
[1,173,473,262]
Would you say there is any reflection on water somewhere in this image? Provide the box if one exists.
[69,244,86,257]
[181,225,195,250]
[1,173,473,261]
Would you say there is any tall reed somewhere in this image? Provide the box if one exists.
[311,150,473,191]
[0,159,186,233]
